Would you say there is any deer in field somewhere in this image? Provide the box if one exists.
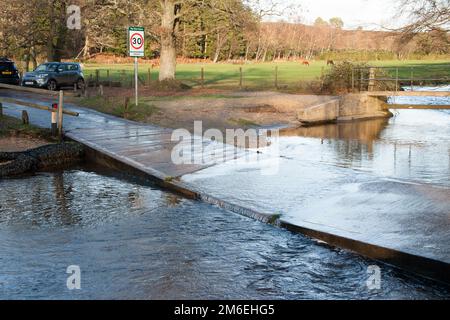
[327,60,335,66]
[302,60,310,66]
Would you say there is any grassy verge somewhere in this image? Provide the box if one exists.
[82,60,450,90]
[228,118,260,127]
[0,115,53,140]
[77,96,160,122]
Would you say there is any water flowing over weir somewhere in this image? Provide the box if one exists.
[1,87,450,297]
[0,168,449,299]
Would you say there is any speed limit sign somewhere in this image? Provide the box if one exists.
[128,26,145,57]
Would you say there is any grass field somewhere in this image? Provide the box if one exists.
[82,60,450,90]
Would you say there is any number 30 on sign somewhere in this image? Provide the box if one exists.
[128,27,145,57]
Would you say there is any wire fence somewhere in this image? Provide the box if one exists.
[352,64,450,92]
[81,65,326,91]
[80,63,450,92]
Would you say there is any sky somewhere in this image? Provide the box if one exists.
[280,0,406,30]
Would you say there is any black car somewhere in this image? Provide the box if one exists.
[22,62,85,91]
[0,57,20,85]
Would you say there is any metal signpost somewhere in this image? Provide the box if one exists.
[128,27,145,106]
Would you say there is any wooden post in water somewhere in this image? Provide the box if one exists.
[275,66,278,89]
[58,90,64,140]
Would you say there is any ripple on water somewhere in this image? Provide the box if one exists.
[0,169,449,299]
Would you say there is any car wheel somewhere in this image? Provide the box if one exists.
[76,78,85,90]
[47,80,57,91]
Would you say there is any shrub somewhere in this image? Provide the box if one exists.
[322,61,396,94]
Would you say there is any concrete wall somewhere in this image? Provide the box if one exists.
[338,93,391,122]
[297,93,393,125]
[297,99,340,124]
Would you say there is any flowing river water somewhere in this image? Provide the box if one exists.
[0,88,449,299]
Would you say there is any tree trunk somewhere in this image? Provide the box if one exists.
[31,47,37,70]
[244,43,249,61]
[83,34,90,59]
[159,0,178,81]
[46,0,67,62]
[46,3,56,61]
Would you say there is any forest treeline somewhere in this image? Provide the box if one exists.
[0,0,448,74]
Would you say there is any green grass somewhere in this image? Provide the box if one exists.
[78,96,160,121]
[82,60,450,90]
[228,118,260,127]
[0,115,53,139]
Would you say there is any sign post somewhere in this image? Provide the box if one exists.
[128,27,145,106]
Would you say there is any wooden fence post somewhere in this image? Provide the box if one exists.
[124,97,130,119]
[121,70,126,87]
[95,69,100,86]
[0,102,2,117]
[395,68,399,92]
[107,69,111,87]
[410,67,414,91]
[147,67,152,87]
[201,67,205,88]
[84,79,88,97]
[51,104,57,137]
[351,68,355,92]
[22,110,29,125]
[58,90,64,140]
[359,69,364,92]
[368,67,375,92]
[275,66,278,89]
[239,67,243,89]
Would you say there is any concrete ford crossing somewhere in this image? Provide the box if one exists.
[22,62,85,91]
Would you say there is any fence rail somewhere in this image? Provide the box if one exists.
[351,65,450,92]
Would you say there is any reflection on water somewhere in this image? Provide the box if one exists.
[0,169,449,299]
[281,118,389,153]
[279,108,450,187]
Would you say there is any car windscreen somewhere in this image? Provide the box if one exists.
[35,64,59,72]
[0,62,15,72]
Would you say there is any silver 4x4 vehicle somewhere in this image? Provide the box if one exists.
[22,62,85,91]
